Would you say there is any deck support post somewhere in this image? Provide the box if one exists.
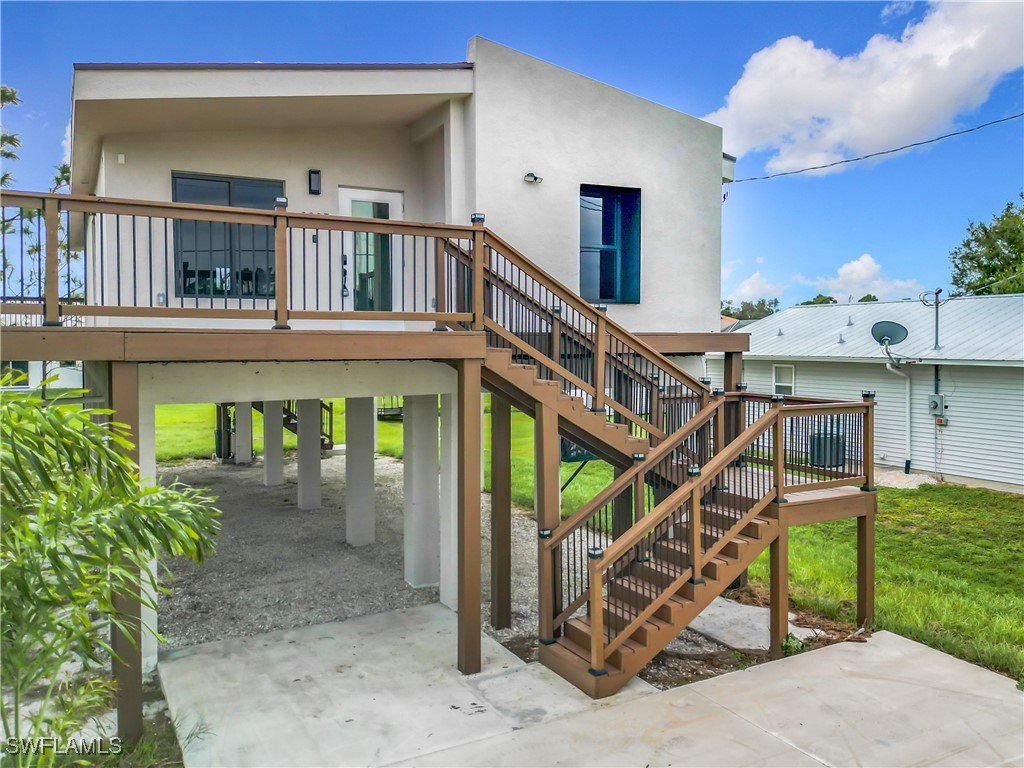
[490,393,513,629]
[262,401,285,486]
[136,403,159,673]
[439,393,458,609]
[345,397,376,546]
[233,401,252,464]
[109,361,144,745]
[456,359,482,674]
[404,395,441,588]
[769,522,789,660]
[296,399,322,509]
[857,502,876,628]
[535,402,561,642]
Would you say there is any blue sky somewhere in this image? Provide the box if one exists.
[2,1,1021,306]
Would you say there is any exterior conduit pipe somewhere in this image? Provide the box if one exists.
[886,362,912,474]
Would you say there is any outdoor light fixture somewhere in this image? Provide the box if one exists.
[471,212,485,224]
[274,196,288,210]
[308,169,322,196]
[524,172,543,183]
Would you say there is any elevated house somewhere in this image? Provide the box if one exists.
[706,295,1024,492]
[2,37,877,743]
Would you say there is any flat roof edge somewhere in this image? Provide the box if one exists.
[74,62,473,72]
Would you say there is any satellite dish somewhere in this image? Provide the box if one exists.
[871,320,908,346]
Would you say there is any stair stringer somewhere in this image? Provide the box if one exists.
[482,347,648,468]
[538,514,780,698]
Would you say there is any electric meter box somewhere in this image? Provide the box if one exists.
[927,394,945,415]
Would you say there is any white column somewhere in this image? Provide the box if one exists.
[137,403,159,673]
[234,401,252,464]
[262,401,284,486]
[345,398,376,546]
[404,395,441,588]
[296,399,322,510]
[439,393,459,609]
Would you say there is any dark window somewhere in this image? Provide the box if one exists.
[171,173,283,299]
[579,185,640,304]
[351,200,393,312]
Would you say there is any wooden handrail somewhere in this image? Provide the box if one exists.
[594,409,780,571]
[543,398,723,549]
[483,231,710,397]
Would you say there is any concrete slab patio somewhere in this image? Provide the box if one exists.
[161,606,1024,768]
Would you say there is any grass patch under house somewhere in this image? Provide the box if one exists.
[154,401,1023,680]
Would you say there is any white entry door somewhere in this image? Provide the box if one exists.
[338,187,404,314]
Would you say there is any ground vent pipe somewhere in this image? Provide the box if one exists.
[886,362,912,474]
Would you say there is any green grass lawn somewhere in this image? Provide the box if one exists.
[154,401,1022,679]
[747,484,1024,680]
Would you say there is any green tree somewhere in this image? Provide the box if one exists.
[1,84,20,189]
[799,293,838,306]
[858,294,879,302]
[1,377,220,763]
[950,195,1024,296]
[722,297,779,320]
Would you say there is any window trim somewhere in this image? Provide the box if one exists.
[772,364,796,396]
[579,184,641,305]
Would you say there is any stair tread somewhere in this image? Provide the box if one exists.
[554,637,624,673]
[567,618,646,653]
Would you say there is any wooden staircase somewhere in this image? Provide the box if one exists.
[540,506,778,697]
[471,231,876,697]
[251,400,335,450]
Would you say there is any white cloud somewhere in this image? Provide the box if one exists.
[807,254,922,301]
[755,256,765,265]
[61,120,71,165]
[705,2,1023,175]
[880,1,914,22]
[721,258,742,281]
[729,271,785,302]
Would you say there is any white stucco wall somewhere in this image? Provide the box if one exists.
[467,38,723,335]
[706,356,1024,491]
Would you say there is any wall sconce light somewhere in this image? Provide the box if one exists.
[524,172,543,184]
[308,169,322,196]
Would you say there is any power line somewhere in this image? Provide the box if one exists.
[728,112,1024,183]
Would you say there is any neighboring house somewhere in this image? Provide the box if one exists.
[706,294,1024,492]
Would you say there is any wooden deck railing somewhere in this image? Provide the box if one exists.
[539,392,874,666]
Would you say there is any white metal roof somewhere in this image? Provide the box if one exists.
[733,294,1024,366]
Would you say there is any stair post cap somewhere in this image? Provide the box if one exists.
[771,394,786,403]
[699,377,712,386]
[538,528,553,539]
[273,196,288,209]
[632,452,646,462]
[862,390,876,399]
[470,212,485,224]
[552,304,561,314]
[712,388,725,396]
[687,465,702,476]
[587,547,604,559]
[737,382,748,391]
[593,304,608,312]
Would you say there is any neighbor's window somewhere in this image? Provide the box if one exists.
[1,361,30,385]
[579,185,640,304]
[171,173,284,300]
[773,364,795,396]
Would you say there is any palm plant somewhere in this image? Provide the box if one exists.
[1,375,220,765]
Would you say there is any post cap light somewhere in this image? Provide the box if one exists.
[632,452,646,462]
[737,382,748,391]
[524,172,543,184]
[862,391,876,399]
[538,528,552,539]
[687,466,702,477]
[308,169,321,196]
[588,547,603,559]
[771,394,786,403]
[274,196,288,209]
[471,212,485,224]
[699,377,712,387]
[712,388,725,396]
